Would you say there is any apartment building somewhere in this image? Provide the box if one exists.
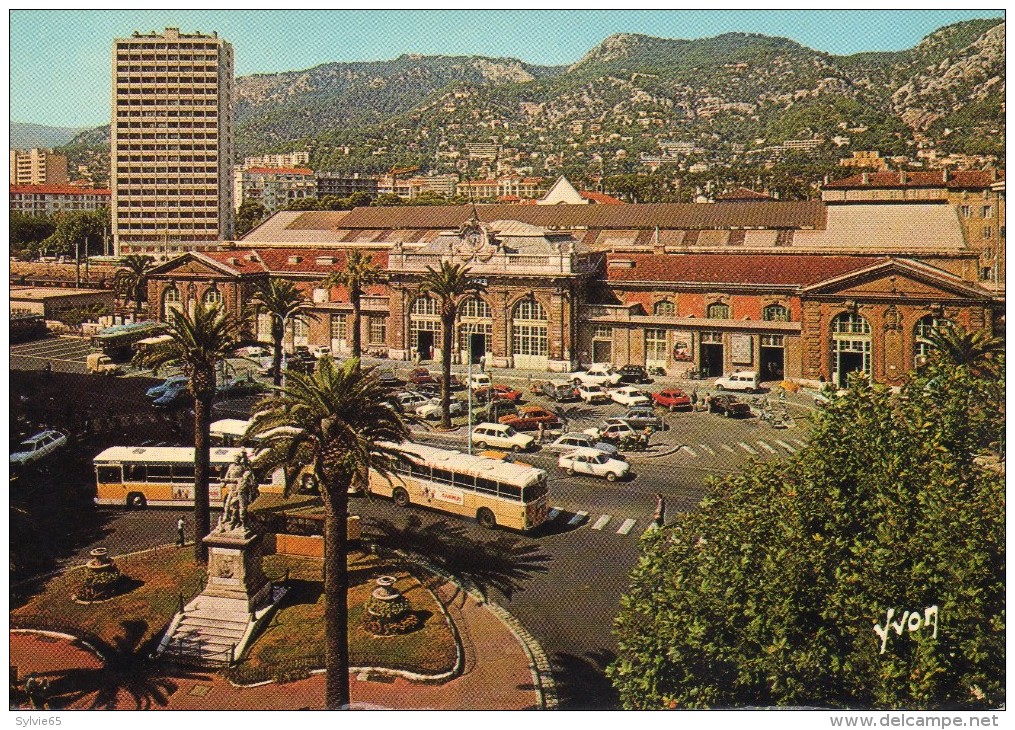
[111,27,234,256]
[316,172,380,199]
[243,152,309,168]
[458,175,545,201]
[10,185,111,216]
[233,166,316,211]
[10,148,69,185]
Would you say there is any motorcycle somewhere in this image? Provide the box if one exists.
[648,366,667,377]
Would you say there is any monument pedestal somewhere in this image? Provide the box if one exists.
[202,527,272,613]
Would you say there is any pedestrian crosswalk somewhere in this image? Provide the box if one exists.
[546,505,646,538]
[676,436,805,461]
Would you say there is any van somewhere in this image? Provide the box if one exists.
[87,352,121,376]
[466,372,492,390]
[713,370,761,393]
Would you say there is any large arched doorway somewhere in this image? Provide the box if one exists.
[458,296,492,365]
[162,285,182,320]
[410,295,441,362]
[831,311,871,387]
[511,298,548,370]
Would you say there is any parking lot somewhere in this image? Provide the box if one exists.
[10,336,95,373]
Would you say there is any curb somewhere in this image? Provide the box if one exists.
[390,549,558,710]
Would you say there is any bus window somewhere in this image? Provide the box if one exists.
[498,483,522,501]
[453,472,475,491]
[126,464,146,481]
[431,467,453,485]
[475,477,498,495]
[172,464,196,482]
[522,479,548,503]
[97,466,122,483]
[146,464,173,482]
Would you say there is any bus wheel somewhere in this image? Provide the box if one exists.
[477,508,496,529]
[393,488,410,508]
[127,492,147,509]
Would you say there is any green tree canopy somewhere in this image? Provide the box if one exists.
[609,360,1005,709]
[235,200,269,237]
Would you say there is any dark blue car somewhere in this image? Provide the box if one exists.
[152,382,191,409]
[146,375,188,399]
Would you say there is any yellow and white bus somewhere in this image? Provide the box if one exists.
[369,441,550,531]
[93,445,279,508]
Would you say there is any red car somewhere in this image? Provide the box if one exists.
[652,387,692,411]
[474,384,524,403]
[498,406,561,431]
[408,367,437,386]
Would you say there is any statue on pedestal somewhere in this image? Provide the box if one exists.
[218,452,255,532]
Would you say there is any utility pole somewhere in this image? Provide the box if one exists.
[75,239,81,288]
[84,236,90,281]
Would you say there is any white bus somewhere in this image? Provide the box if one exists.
[369,441,550,531]
[93,445,279,508]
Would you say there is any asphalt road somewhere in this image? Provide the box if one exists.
[10,341,815,708]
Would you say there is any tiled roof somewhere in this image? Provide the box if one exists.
[338,201,826,231]
[824,170,1004,190]
[199,251,268,275]
[10,185,111,195]
[580,191,626,204]
[716,187,773,201]
[244,167,314,176]
[606,253,885,286]
[254,248,388,276]
[240,210,353,243]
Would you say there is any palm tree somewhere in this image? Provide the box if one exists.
[249,277,311,387]
[321,250,383,363]
[418,261,486,429]
[135,301,241,562]
[926,324,1004,376]
[112,254,155,318]
[246,358,409,710]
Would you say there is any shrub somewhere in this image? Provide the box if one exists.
[75,568,124,601]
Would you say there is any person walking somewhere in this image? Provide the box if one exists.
[45,360,53,379]
[175,517,185,547]
[537,421,545,444]
[653,493,666,528]
[691,387,698,409]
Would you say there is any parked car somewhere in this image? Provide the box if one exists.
[558,447,629,482]
[617,365,652,384]
[620,407,664,432]
[416,398,467,421]
[413,382,441,397]
[652,387,692,411]
[152,382,191,409]
[472,400,518,424]
[608,386,651,407]
[498,406,561,431]
[288,352,317,374]
[576,383,611,404]
[466,372,492,390]
[10,430,67,466]
[408,367,437,386]
[541,379,579,402]
[568,363,623,387]
[714,370,761,393]
[309,345,332,359]
[709,393,752,418]
[477,450,534,468]
[216,376,265,398]
[378,368,401,388]
[543,433,620,458]
[471,423,535,452]
[86,353,122,376]
[146,374,188,399]
[234,344,270,359]
[392,391,432,413]
[584,419,638,443]
[474,384,523,404]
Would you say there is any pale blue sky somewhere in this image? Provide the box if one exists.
[9,9,1005,129]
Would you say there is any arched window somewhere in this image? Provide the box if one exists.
[202,287,223,306]
[654,300,675,316]
[706,302,730,319]
[831,311,872,387]
[460,297,491,319]
[512,298,548,361]
[163,286,182,318]
[762,304,789,322]
[913,315,952,366]
[411,295,439,316]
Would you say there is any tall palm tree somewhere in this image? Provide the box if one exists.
[112,254,156,318]
[418,261,486,429]
[135,301,241,563]
[926,324,1004,376]
[249,277,311,387]
[321,250,383,363]
[247,358,409,710]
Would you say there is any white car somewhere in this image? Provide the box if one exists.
[584,419,638,442]
[235,344,270,359]
[10,430,67,466]
[558,447,629,482]
[569,363,623,387]
[714,371,761,393]
[310,345,332,359]
[609,386,651,407]
[393,391,431,412]
[416,399,466,420]
[471,423,535,452]
[466,372,492,390]
[576,383,611,404]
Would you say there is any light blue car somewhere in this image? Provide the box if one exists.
[146,375,188,399]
